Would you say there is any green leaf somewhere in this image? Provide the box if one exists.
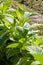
[0,30,9,46]
[0,2,3,10]
[34,37,42,46]
[15,58,24,65]
[6,43,19,48]
[3,1,11,14]
[6,48,20,58]
[31,61,40,65]
[33,54,43,65]
[26,46,43,65]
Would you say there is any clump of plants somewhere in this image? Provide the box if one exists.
[0,1,43,65]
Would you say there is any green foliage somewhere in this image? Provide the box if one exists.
[0,1,43,65]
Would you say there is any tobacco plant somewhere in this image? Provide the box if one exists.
[0,1,43,65]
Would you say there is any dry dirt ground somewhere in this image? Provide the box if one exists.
[30,15,43,23]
